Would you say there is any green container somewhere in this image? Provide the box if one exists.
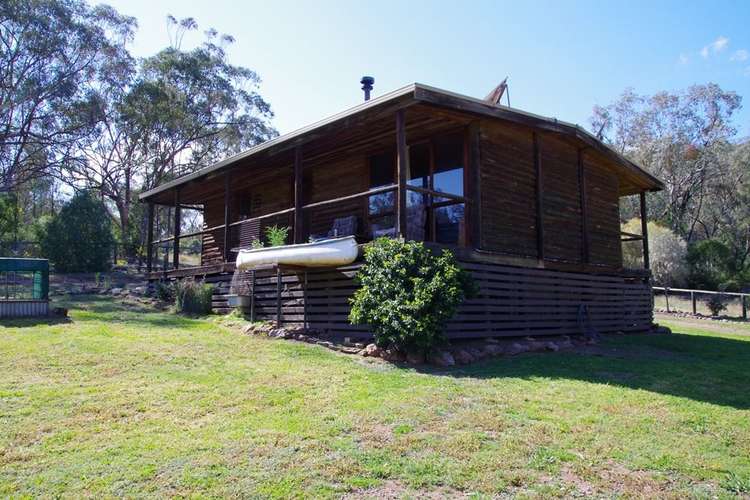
[0,258,49,300]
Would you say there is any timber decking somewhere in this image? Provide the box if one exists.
[207,259,652,340]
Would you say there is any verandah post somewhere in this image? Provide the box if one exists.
[533,132,544,262]
[146,202,154,274]
[395,109,408,239]
[293,147,304,244]
[577,148,590,264]
[223,173,231,262]
[640,191,650,270]
[467,121,481,248]
[173,189,181,270]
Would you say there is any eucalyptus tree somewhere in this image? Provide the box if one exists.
[0,0,136,190]
[590,84,742,241]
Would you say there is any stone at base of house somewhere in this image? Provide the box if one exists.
[237,321,619,367]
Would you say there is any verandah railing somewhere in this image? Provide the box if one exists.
[147,183,469,274]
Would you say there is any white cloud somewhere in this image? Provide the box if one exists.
[678,53,690,65]
[701,36,730,58]
[731,49,749,62]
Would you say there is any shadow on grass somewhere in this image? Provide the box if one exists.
[51,294,204,330]
[428,332,750,410]
[0,315,72,328]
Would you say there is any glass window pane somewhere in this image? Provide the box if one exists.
[370,152,395,187]
[371,215,396,239]
[368,191,394,217]
[406,191,428,241]
[408,143,430,188]
[433,133,464,196]
[435,203,465,245]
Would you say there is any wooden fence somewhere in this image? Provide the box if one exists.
[210,260,654,340]
[653,286,749,319]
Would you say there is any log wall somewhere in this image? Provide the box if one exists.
[478,120,622,268]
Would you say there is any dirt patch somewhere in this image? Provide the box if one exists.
[343,480,468,499]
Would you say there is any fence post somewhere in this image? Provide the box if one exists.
[665,287,670,313]
[691,291,696,315]
[743,294,747,320]
[249,270,256,322]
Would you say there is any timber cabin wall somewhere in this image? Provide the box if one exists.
[478,119,622,269]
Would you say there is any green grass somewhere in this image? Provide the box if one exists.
[1,297,750,497]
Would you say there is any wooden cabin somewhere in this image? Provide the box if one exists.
[139,83,663,339]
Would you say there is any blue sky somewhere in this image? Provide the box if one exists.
[99,0,750,138]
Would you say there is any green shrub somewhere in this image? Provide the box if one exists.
[706,294,728,316]
[349,238,478,354]
[265,225,289,247]
[621,219,688,286]
[154,281,174,302]
[38,191,114,273]
[687,239,734,290]
[174,279,214,315]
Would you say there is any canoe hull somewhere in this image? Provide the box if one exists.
[236,235,358,271]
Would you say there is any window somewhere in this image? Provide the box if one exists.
[368,151,396,238]
[365,131,467,245]
[407,132,466,245]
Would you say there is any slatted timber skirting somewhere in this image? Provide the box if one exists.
[207,260,653,340]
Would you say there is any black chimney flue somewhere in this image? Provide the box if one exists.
[360,76,374,101]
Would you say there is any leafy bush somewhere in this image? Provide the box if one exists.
[174,279,214,315]
[687,239,734,290]
[265,225,289,247]
[153,281,174,302]
[38,191,115,273]
[349,238,478,354]
[621,219,688,286]
[706,293,728,316]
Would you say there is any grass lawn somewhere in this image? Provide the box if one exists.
[2,298,750,498]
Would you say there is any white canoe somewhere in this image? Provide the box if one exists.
[235,235,358,271]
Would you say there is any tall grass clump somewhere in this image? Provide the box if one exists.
[174,279,214,315]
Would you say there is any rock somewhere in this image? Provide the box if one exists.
[483,344,504,356]
[467,347,486,360]
[507,342,527,355]
[453,349,475,365]
[406,351,425,365]
[340,346,362,355]
[52,307,68,317]
[430,350,455,367]
[362,343,381,357]
[110,288,123,295]
[381,348,405,363]
[485,338,500,344]
[241,324,256,335]
[545,342,560,352]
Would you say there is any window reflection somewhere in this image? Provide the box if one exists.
[435,203,465,245]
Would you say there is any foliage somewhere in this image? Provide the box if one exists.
[0,0,136,189]
[591,84,742,239]
[153,281,174,302]
[38,192,114,272]
[621,219,688,286]
[706,294,728,317]
[687,240,734,290]
[349,238,478,353]
[174,279,214,315]
[264,225,289,247]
